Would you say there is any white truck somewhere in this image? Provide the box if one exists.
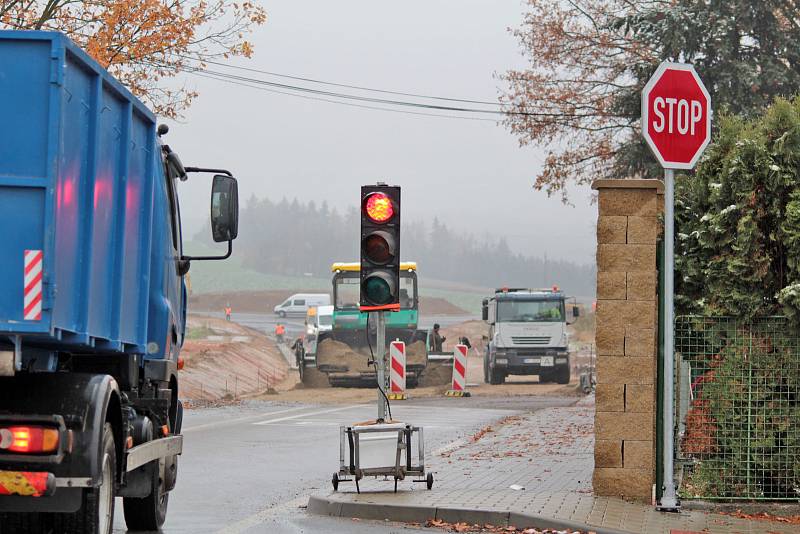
[482,287,579,385]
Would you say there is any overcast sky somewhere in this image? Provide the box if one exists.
[169,0,597,264]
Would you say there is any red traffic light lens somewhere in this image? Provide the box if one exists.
[364,193,394,223]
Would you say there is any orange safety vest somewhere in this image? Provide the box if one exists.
[224,307,232,315]
[275,325,285,335]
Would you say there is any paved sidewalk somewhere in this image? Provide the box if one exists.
[309,395,800,534]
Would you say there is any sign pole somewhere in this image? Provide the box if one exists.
[375,311,388,421]
[642,61,710,511]
[659,168,679,511]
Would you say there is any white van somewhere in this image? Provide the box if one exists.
[273,293,331,317]
[306,305,334,335]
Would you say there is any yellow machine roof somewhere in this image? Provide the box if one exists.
[331,262,417,272]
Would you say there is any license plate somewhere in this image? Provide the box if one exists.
[523,358,539,364]
[540,356,554,367]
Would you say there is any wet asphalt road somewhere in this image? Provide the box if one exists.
[112,395,577,534]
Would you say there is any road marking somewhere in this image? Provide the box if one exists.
[252,404,366,425]
[213,495,308,534]
[182,406,308,433]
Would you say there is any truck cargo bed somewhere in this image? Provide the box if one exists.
[0,31,176,355]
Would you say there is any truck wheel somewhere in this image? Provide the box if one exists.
[278,311,286,318]
[483,356,489,384]
[539,370,552,384]
[123,458,169,530]
[556,365,571,385]
[488,366,505,385]
[49,423,116,534]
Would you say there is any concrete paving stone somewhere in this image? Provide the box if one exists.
[312,397,800,534]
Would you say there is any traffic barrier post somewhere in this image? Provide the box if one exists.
[388,340,407,400]
[445,344,470,397]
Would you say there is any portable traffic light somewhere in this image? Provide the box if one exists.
[360,184,401,311]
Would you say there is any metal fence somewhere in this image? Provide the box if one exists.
[674,316,800,500]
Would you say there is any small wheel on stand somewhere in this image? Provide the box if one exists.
[426,473,434,490]
[331,472,339,491]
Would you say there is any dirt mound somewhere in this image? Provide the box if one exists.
[180,315,291,401]
[419,362,452,387]
[298,367,331,388]
[440,320,488,354]
[406,340,427,365]
[316,339,373,373]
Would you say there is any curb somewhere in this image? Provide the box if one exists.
[307,494,632,534]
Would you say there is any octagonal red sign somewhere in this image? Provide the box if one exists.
[642,62,711,170]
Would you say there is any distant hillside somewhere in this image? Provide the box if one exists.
[194,195,596,298]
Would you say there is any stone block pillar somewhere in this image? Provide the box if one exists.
[591,179,663,502]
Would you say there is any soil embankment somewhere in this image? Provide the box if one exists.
[180,315,291,402]
[189,290,467,315]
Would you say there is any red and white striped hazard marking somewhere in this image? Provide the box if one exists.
[23,250,43,321]
[449,344,468,393]
[389,341,406,399]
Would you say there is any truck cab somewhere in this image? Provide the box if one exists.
[482,288,579,385]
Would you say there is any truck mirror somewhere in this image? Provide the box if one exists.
[481,299,489,321]
[211,175,239,243]
[573,305,580,318]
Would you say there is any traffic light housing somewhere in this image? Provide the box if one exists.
[360,184,401,311]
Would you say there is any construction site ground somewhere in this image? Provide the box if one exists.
[181,314,585,406]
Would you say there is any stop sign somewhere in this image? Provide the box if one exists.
[642,62,711,169]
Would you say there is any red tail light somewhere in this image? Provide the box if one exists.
[0,426,59,454]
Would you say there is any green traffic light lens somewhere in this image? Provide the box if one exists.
[362,275,392,305]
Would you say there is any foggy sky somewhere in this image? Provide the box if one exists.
[169,0,597,264]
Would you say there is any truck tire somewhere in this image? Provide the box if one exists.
[123,457,169,531]
[488,365,505,385]
[556,365,571,385]
[483,356,489,383]
[539,370,552,384]
[48,423,116,534]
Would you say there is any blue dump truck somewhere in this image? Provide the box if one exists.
[0,32,239,532]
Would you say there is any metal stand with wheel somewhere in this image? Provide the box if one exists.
[332,423,431,493]
[330,311,431,493]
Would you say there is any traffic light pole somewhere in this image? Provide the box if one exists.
[374,311,389,422]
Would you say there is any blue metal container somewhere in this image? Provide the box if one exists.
[0,31,182,357]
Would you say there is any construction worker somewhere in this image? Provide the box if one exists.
[275,323,286,344]
[224,304,232,321]
[429,323,446,352]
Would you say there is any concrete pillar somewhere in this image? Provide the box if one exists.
[591,179,663,502]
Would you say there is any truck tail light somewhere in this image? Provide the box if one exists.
[0,426,59,454]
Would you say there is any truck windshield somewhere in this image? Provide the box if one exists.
[497,300,564,322]
[336,278,360,308]
[335,273,417,309]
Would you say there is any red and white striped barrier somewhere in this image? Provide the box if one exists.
[388,340,406,400]
[446,344,470,397]
[23,250,43,321]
